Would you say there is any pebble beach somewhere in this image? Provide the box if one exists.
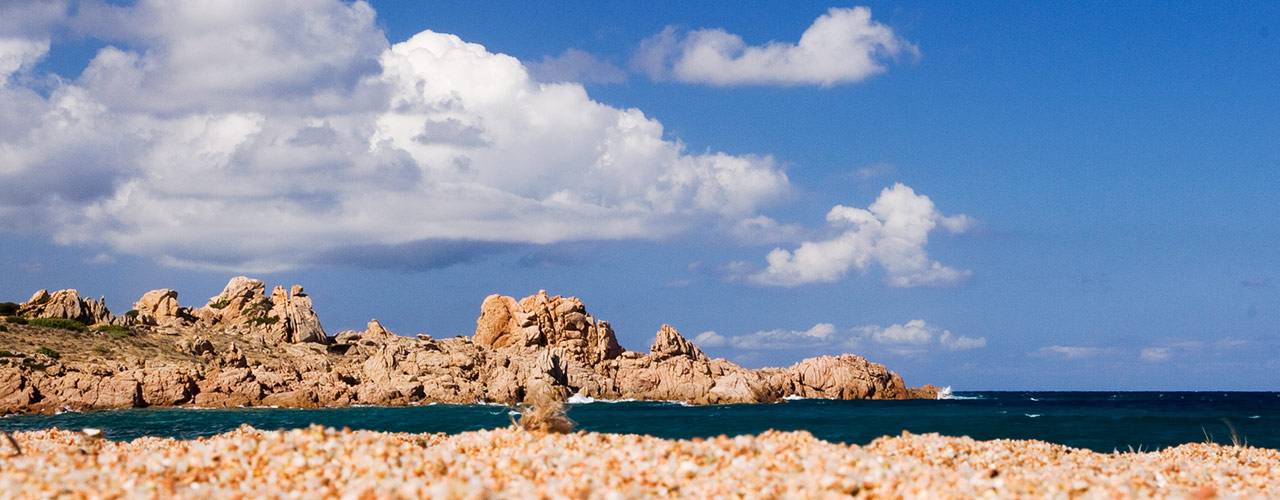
[2,425,1277,499]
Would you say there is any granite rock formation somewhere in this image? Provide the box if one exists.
[0,279,938,414]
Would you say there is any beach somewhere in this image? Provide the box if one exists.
[2,425,1276,499]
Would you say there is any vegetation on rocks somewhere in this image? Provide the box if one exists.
[4,317,26,324]
[94,325,132,338]
[34,347,60,359]
[29,318,87,332]
[0,302,17,316]
[249,315,280,326]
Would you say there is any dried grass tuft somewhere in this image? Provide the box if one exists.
[513,384,574,434]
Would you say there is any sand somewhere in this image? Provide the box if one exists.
[0,425,1276,499]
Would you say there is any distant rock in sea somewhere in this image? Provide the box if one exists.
[0,277,938,414]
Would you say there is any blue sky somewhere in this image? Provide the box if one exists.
[1,1,1277,390]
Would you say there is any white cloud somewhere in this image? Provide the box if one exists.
[747,183,973,287]
[939,331,987,350]
[1140,347,1171,362]
[634,7,917,87]
[0,1,791,272]
[728,323,838,350]
[0,37,49,85]
[869,319,933,345]
[1032,345,1113,360]
[527,48,626,84]
[693,330,727,348]
[860,319,985,355]
[718,319,983,356]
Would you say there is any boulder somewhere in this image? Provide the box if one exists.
[133,289,191,327]
[778,354,907,400]
[649,325,708,362]
[474,291,622,364]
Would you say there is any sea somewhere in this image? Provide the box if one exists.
[3,391,1276,453]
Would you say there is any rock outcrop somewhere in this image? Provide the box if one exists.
[18,289,120,326]
[0,280,938,414]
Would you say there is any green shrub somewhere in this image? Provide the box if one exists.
[209,296,231,309]
[34,347,60,359]
[0,324,6,332]
[92,346,110,355]
[94,324,131,338]
[125,309,140,319]
[0,350,14,357]
[249,315,280,326]
[0,302,17,316]
[4,316,26,325]
[29,317,87,331]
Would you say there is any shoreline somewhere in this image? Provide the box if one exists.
[2,425,1276,498]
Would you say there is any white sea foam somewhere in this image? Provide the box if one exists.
[1249,415,1261,419]
[566,394,639,404]
[1026,414,1042,418]
[782,394,807,401]
[935,386,980,400]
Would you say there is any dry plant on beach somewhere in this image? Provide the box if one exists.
[513,383,575,434]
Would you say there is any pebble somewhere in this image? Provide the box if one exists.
[0,425,1276,498]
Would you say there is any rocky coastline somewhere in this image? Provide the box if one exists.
[0,277,937,414]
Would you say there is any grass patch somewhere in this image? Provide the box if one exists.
[0,350,15,357]
[34,347,60,359]
[94,324,132,338]
[0,302,17,316]
[4,316,27,325]
[29,317,88,331]
[249,315,280,326]
[92,346,110,355]
[209,296,231,309]
[0,324,6,333]
[125,309,139,319]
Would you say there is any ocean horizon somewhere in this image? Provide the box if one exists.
[5,391,1276,453]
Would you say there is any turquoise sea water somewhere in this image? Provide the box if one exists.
[2,392,1276,452]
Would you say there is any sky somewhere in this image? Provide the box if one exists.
[1,0,1278,390]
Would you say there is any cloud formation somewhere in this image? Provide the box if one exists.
[714,319,983,356]
[747,183,974,287]
[0,0,790,271]
[634,7,917,87]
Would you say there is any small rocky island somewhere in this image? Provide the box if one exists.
[0,277,938,414]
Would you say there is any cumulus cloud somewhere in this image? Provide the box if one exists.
[721,319,983,356]
[746,183,973,287]
[0,0,791,272]
[527,48,626,84]
[634,7,917,87]
[860,319,986,355]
